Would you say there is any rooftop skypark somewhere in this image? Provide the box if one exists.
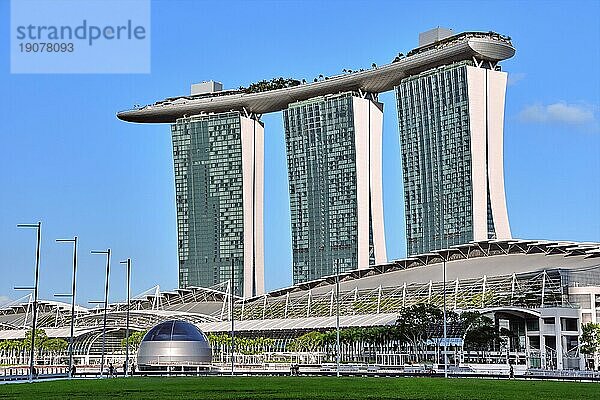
[117,31,515,123]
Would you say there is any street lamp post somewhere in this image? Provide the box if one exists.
[335,259,340,378]
[16,222,42,382]
[55,236,78,379]
[119,258,131,377]
[91,249,111,378]
[230,257,235,376]
[443,256,448,378]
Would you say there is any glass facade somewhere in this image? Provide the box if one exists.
[172,112,245,295]
[284,92,373,284]
[143,320,207,342]
[396,61,496,256]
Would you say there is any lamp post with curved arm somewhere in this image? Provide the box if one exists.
[16,222,42,382]
[91,249,111,378]
[55,236,78,378]
[119,258,132,377]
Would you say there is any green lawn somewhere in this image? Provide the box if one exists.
[0,376,598,400]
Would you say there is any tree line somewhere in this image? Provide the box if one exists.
[0,329,68,365]
[286,304,506,363]
[208,333,275,355]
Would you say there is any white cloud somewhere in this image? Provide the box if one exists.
[507,72,525,86]
[0,295,11,306]
[518,102,597,127]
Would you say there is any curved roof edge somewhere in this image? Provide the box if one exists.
[117,32,515,124]
[248,239,600,301]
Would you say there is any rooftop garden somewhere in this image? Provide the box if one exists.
[239,77,302,94]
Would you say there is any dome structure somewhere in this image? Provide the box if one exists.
[137,320,212,370]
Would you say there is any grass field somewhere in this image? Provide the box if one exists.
[0,376,598,400]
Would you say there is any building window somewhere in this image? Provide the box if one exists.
[526,319,539,331]
[560,318,578,332]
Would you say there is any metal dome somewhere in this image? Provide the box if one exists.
[137,320,212,369]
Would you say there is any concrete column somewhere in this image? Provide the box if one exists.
[539,317,546,369]
[555,315,563,370]
[592,293,599,369]
[592,293,597,323]
[524,319,529,367]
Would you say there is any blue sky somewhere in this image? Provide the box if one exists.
[1,0,599,307]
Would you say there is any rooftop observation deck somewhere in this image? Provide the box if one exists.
[117,31,515,124]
